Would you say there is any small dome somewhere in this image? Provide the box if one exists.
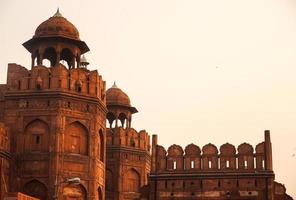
[34,9,80,40]
[80,55,89,67]
[106,82,131,107]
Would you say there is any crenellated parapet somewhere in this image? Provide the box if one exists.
[152,131,272,173]
[106,126,151,200]
[106,127,150,152]
[5,63,106,101]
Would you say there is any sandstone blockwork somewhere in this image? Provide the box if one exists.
[0,10,106,200]
[0,9,293,200]
[148,132,293,200]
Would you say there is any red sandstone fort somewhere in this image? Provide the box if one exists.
[0,9,293,200]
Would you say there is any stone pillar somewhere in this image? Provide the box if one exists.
[56,50,61,65]
[264,130,273,171]
[151,135,158,173]
[39,48,44,65]
[264,130,274,200]
[71,56,76,69]
[128,118,132,128]
[76,56,80,68]
[31,54,35,68]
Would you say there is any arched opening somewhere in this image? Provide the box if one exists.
[123,169,141,193]
[34,56,38,66]
[63,184,87,200]
[190,160,194,169]
[42,58,51,68]
[98,187,103,200]
[32,50,39,67]
[64,122,88,155]
[226,160,230,168]
[173,161,177,170]
[118,113,127,128]
[25,119,49,152]
[23,179,47,200]
[106,112,116,128]
[60,48,74,69]
[99,129,104,162]
[43,47,57,66]
[244,160,248,169]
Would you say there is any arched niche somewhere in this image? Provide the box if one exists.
[123,168,141,193]
[25,119,49,152]
[99,129,104,162]
[23,179,48,200]
[64,122,88,155]
[62,184,87,200]
[106,169,113,192]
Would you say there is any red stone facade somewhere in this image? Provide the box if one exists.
[0,9,293,200]
[0,122,10,200]
[0,10,106,200]
[148,132,293,200]
[105,83,151,200]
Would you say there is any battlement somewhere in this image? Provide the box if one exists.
[152,131,273,173]
[5,63,106,101]
[106,127,150,152]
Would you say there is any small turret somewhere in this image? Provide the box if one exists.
[106,82,137,128]
[23,9,89,69]
[79,55,89,68]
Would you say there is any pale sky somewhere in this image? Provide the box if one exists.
[1,0,296,197]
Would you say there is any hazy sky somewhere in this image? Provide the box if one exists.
[1,0,296,197]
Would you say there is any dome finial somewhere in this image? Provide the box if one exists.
[112,81,118,88]
[54,7,63,17]
[79,54,89,68]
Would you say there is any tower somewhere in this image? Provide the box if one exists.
[105,83,151,200]
[3,10,107,200]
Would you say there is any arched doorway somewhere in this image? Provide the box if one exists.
[62,184,87,200]
[23,179,47,200]
[123,169,140,193]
